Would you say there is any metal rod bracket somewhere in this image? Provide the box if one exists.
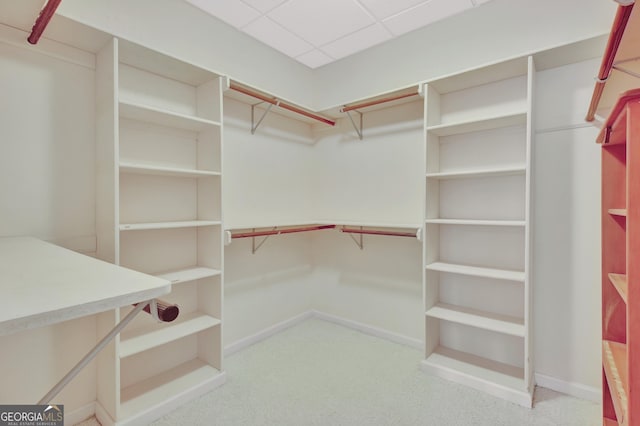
[252,227,275,254]
[38,300,151,404]
[251,102,276,134]
[344,111,362,140]
[343,226,364,250]
[344,110,363,140]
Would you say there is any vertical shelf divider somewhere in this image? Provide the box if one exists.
[94,37,225,426]
[421,57,534,407]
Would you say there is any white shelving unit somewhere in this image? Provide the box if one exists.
[421,56,534,407]
[95,37,226,426]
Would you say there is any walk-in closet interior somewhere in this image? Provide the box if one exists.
[0,0,634,424]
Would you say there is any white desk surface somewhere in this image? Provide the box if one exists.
[0,236,171,337]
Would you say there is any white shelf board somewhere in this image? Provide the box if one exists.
[0,237,170,337]
[156,267,221,285]
[426,303,525,337]
[426,262,525,282]
[119,162,220,178]
[120,358,223,420]
[119,221,221,231]
[427,112,527,136]
[426,165,526,180]
[120,312,221,358]
[119,101,221,132]
[421,346,531,407]
[427,57,529,94]
[119,39,218,87]
[425,219,525,227]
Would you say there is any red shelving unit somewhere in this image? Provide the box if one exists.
[598,89,640,426]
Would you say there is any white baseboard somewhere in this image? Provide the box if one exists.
[65,401,96,426]
[95,373,227,426]
[224,311,313,356]
[95,402,114,426]
[311,310,423,349]
[534,373,601,402]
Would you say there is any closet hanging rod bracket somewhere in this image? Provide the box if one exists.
[252,227,275,254]
[344,227,364,249]
[344,110,363,140]
[251,102,277,134]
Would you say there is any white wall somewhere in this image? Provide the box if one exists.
[53,0,614,112]
[310,232,423,344]
[308,100,424,343]
[0,38,97,417]
[55,0,316,110]
[223,98,316,228]
[313,0,615,110]
[223,99,316,348]
[312,101,425,224]
[533,58,602,393]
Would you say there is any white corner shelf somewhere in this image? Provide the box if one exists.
[425,219,525,227]
[120,312,221,359]
[156,266,221,285]
[426,112,527,137]
[119,162,221,178]
[421,346,530,407]
[119,220,221,231]
[426,262,525,282]
[119,359,225,421]
[425,165,526,180]
[119,100,221,132]
[426,303,525,337]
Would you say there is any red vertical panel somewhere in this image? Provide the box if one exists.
[626,101,640,426]
[602,142,628,344]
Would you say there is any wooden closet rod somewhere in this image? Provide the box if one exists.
[134,299,180,322]
[231,224,336,239]
[28,0,62,44]
[585,3,634,121]
[340,227,417,238]
[229,83,336,126]
[341,91,420,113]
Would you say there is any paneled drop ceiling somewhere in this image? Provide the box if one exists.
[184,0,493,68]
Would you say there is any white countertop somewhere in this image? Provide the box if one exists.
[0,236,171,336]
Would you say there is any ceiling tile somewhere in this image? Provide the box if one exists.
[184,0,261,28]
[296,49,334,69]
[241,0,287,14]
[383,0,473,36]
[268,0,375,46]
[356,0,429,20]
[472,0,493,4]
[243,16,314,57]
[321,24,391,60]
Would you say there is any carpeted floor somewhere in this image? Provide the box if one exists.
[153,318,600,425]
[77,318,601,425]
